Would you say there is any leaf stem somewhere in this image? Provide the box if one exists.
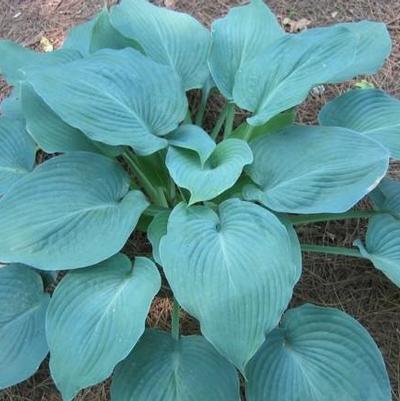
[195,87,209,126]
[123,150,161,204]
[289,210,380,225]
[211,106,228,140]
[241,123,255,141]
[223,103,235,139]
[300,244,364,258]
[171,298,180,340]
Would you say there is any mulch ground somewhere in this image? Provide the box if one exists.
[0,0,399,400]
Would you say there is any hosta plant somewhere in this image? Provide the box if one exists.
[0,0,399,400]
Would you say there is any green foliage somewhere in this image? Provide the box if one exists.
[0,0,398,399]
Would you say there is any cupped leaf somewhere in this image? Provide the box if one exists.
[63,8,142,56]
[246,304,391,401]
[0,40,81,85]
[208,0,284,100]
[110,0,210,90]
[319,89,400,159]
[233,26,357,126]
[167,124,216,166]
[148,211,170,265]
[166,139,253,205]
[112,330,240,401]
[25,48,187,156]
[370,178,400,217]
[0,152,149,270]
[355,214,400,287]
[330,21,391,82]
[159,199,300,371]
[0,264,49,389]
[0,117,36,194]
[243,125,389,214]
[47,254,161,401]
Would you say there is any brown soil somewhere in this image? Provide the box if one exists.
[0,0,399,400]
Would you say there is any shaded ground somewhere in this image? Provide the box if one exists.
[0,0,399,400]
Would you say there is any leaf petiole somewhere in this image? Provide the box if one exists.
[289,210,380,225]
[300,244,364,258]
[171,298,180,340]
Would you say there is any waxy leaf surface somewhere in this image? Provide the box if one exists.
[246,304,391,401]
[243,125,389,213]
[112,330,240,401]
[25,48,187,156]
[0,117,36,194]
[319,89,400,159]
[0,264,49,389]
[160,199,300,371]
[0,152,148,270]
[47,254,161,401]
[110,0,210,90]
[208,0,284,100]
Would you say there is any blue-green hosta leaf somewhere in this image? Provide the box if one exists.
[330,21,391,82]
[1,89,24,119]
[0,264,49,389]
[25,48,187,156]
[147,211,170,265]
[111,330,240,401]
[21,83,122,156]
[159,200,300,371]
[233,26,357,126]
[369,178,400,217]
[0,152,148,270]
[167,124,216,166]
[21,83,101,153]
[110,0,210,90]
[208,0,284,100]
[0,117,36,194]
[319,89,400,159]
[243,125,389,214]
[63,8,142,56]
[47,254,161,401]
[166,139,253,205]
[246,304,391,401]
[0,40,81,85]
[355,214,400,287]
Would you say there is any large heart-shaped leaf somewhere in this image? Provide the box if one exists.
[0,264,49,389]
[0,152,148,270]
[0,117,36,195]
[167,124,216,166]
[355,214,400,287]
[47,254,160,401]
[233,26,357,126]
[329,22,391,83]
[246,304,391,401]
[159,199,300,371]
[166,139,253,204]
[111,330,240,401]
[110,0,210,90]
[25,48,187,156]
[0,40,81,85]
[63,8,142,56]
[243,125,389,214]
[208,0,284,100]
[319,89,400,159]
